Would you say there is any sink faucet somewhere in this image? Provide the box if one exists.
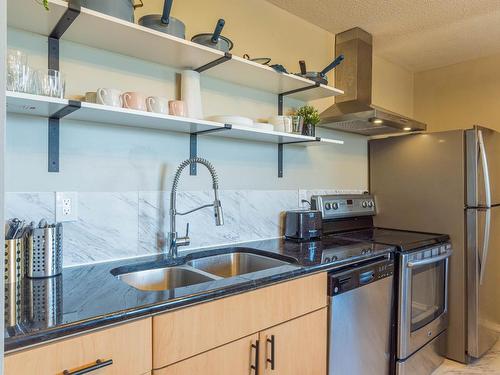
[157,157,224,258]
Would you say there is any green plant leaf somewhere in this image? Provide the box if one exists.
[295,105,321,126]
[43,0,49,10]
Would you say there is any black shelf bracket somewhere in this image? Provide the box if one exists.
[277,83,320,115]
[47,1,81,173]
[48,0,81,71]
[189,124,232,175]
[195,52,232,73]
[278,137,321,178]
[48,101,81,172]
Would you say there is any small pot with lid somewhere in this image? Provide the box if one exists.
[79,0,143,23]
[138,0,186,39]
[191,19,233,52]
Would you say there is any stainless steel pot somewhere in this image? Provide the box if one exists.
[79,0,143,23]
[138,0,186,39]
[191,19,233,52]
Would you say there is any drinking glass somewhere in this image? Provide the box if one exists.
[6,49,30,93]
[37,70,65,98]
[291,116,304,134]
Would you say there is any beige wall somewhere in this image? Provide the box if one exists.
[137,0,415,116]
[414,53,500,132]
[373,55,414,118]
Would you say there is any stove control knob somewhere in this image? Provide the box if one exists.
[368,201,374,208]
[325,203,332,210]
[332,202,339,210]
[362,201,368,208]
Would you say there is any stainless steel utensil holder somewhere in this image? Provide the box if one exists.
[26,276,63,329]
[27,226,63,278]
[5,238,25,284]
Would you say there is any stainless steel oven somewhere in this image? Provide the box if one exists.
[397,243,452,374]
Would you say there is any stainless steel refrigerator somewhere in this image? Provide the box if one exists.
[369,126,500,363]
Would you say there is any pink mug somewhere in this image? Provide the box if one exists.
[122,92,146,111]
[169,100,187,117]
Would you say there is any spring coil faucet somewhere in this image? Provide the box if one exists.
[157,158,224,258]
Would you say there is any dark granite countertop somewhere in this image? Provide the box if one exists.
[4,236,394,352]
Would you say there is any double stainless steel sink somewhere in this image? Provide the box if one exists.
[115,251,296,291]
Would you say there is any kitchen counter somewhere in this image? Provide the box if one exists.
[4,236,394,352]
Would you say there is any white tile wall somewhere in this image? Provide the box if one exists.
[5,189,364,267]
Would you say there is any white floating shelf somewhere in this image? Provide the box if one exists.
[7,0,344,102]
[6,92,344,146]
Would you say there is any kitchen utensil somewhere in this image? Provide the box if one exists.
[147,96,169,114]
[181,70,203,119]
[291,116,304,134]
[85,91,97,103]
[191,19,233,52]
[206,115,253,127]
[138,0,186,39]
[122,91,147,111]
[243,54,271,65]
[79,0,143,23]
[269,115,292,133]
[97,88,123,107]
[295,54,344,85]
[38,218,47,229]
[27,223,63,278]
[168,100,187,116]
[284,209,322,240]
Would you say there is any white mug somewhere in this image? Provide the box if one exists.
[269,116,292,133]
[146,96,169,114]
[96,88,122,107]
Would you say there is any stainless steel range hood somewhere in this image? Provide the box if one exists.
[320,27,426,136]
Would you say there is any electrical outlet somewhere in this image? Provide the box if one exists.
[56,192,78,222]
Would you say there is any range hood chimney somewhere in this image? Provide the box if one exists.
[320,27,426,136]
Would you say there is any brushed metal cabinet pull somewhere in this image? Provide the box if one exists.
[266,335,276,370]
[62,359,113,375]
[251,340,260,375]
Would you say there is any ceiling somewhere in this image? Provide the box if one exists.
[266,0,500,72]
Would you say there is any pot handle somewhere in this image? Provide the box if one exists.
[299,60,307,75]
[161,0,174,24]
[211,19,225,44]
[133,0,143,9]
[320,54,344,76]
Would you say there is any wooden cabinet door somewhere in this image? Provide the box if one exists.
[259,308,328,375]
[154,334,259,375]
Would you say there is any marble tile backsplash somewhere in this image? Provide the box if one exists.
[5,189,364,267]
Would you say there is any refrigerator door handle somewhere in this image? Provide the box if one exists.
[479,209,491,285]
[477,129,492,208]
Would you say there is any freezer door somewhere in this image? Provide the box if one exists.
[466,206,500,358]
[466,126,500,207]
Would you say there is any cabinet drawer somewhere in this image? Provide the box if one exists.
[153,273,327,368]
[5,318,152,375]
[153,334,259,375]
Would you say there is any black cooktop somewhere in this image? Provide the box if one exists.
[332,227,450,252]
[286,236,394,265]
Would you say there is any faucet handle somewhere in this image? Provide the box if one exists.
[177,223,191,248]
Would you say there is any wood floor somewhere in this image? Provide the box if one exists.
[432,339,500,374]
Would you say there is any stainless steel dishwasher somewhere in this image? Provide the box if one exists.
[328,256,394,375]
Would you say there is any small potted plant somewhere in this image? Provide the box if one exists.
[295,105,321,136]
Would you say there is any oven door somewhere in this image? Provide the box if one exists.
[398,246,452,359]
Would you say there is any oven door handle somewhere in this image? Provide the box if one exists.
[407,250,452,268]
